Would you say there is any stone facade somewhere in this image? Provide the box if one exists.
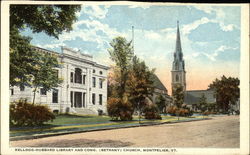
[10,46,109,115]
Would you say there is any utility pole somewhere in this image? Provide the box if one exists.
[132,26,140,125]
[132,26,134,53]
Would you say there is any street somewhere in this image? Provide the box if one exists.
[10,115,239,148]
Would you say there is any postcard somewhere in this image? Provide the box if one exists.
[1,1,249,155]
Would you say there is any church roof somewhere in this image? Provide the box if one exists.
[184,90,216,105]
[150,74,167,92]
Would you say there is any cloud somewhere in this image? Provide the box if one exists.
[182,17,210,35]
[192,6,238,32]
[202,45,238,61]
[77,5,110,19]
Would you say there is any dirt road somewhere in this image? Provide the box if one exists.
[10,115,239,148]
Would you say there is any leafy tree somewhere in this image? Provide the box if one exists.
[127,56,154,112]
[198,93,208,113]
[172,84,184,108]
[10,5,81,87]
[107,37,134,120]
[31,52,63,104]
[10,28,35,87]
[108,36,133,98]
[155,94,166,113]
[10,5,81,38]
[209,75,240,112]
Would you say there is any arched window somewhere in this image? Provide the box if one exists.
[75,68,82,84]
[176,74,179,82]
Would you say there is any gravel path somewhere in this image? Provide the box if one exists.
[10,115,239,148]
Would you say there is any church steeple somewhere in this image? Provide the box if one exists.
[175,21,183,61]
[171,21,186,94]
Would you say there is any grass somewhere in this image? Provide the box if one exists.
[45,114,111,126]
[10,114,206,139]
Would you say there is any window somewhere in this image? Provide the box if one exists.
[40,88,47,95]
[11,88,14,95]
[99,71,103,75]
[92,93,96,105]
[83,75,86,84]
[20,85,25,91]
[176,74,179,82]
[52,89,58,103]
[70,91,73,107]
[70,72,74,83]
[99,94,102,105]
[92,77,96,87]
[75,68,82,84]
[99,78,103,88]
[93,69,95,73]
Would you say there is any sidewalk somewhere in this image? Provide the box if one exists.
[10,116,208,141]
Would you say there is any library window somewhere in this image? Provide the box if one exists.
[92,93,96,105]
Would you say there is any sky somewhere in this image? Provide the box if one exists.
[21,4,241,95]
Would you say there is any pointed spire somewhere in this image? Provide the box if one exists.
[175,20,182,60]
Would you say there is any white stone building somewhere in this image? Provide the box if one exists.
[10,46,109,115]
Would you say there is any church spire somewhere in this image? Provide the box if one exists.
[171,21,186,93]
[175,21,183,61]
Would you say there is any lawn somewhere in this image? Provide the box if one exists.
[45,114,112,126]
[10,114,206,140]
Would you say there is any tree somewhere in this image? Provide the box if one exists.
[10,5,81,39]
[107,37,134,120]
[198,93,208,113]
[108,36,133,98]
[172,84,184,108]
[10,5,81,87]
[127,56,154,111]
[209,75,240,112]
[31,52,63,104]
[10,28,36,87]
[126,56,154,122]
[155,94,166,113]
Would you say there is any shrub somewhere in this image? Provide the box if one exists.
[10,99,55,126]
[107,97,133,121]
[143,104,162,120]
[167,106,193,117]
[107,97,121,120]
[166,106,178,116]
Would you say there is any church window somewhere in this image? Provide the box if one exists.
[176,74,179,82]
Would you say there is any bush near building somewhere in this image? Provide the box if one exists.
[167,105,193,117]
[143,104,162,120]
[107,97,133,121]
[10,99,55,126]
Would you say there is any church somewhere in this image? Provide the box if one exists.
[171,21,216,109]
[10,46,109,115]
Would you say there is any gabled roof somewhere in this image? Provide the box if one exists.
[151,74,167,92]
[184,90,216,105]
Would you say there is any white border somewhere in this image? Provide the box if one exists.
[1,1,249,155]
